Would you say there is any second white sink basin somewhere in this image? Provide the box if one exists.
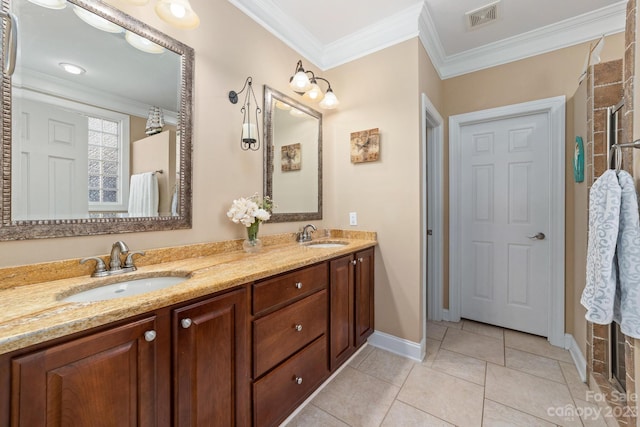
[63,276,188,303]
[304,241,349,248]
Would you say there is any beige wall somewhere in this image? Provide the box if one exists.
[0,0,628,349]
[441,33,625,338]
[1,0,329,267]
[322,39,429,343]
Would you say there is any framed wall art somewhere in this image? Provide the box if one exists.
[350,128,380,163]
[281,143,301,171]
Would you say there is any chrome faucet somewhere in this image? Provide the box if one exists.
[297,224,317,243]
[109,241,129,271]
[80,241,145,277]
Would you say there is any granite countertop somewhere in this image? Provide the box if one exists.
[0,231,376,355]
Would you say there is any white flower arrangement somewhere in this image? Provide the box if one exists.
[226,193,273,228]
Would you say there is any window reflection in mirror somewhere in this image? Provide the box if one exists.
[264,86,322,222]
[11,0,181,220]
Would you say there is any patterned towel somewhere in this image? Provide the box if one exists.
[615,171,640,338]
[582,170,621,324]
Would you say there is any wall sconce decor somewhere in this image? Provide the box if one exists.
[289,60,340,109]
[229,76,261,151]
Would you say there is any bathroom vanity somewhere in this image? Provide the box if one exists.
[0,233,375,426]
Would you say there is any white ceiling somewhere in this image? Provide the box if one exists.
[229,0,627,78]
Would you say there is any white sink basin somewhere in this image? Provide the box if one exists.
[62,276,188,303]
[304,241,349,248]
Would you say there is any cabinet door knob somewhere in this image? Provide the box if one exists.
[295,282,303,289]
[351,260,357,265]
[294,324,303,332]
[294,376,303,385]
[144,330,156,342]
[358,257,364,263]
[181,318,192,329]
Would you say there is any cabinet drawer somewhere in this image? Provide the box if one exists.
[253,336,329,427]
[253,263,327,315]
[254,290,327,378]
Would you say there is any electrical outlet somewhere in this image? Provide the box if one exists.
[349,212,358,226]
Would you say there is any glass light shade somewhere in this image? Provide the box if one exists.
[319,89,339,109]
[303,82,324,102]
[155,0,200,29]
[289,71,311,92]
[275,100,292,111]
[289,108,306,118]
[73,5,124,33]
[242,123,258,144]
[125,31,165,54]
[27,0,66,9]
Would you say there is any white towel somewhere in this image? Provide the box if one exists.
[581,170,621,324]
[128,172,159,217]
[615,171,640,338]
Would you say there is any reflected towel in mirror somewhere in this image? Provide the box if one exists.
[128,172,159,217]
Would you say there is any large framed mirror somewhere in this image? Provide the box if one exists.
[263,86,322,222]
[0,0,193,240]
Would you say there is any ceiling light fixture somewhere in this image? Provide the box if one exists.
[26,0,66,10]
[125,30,165,54]
[73,5,123,33]
[59,62,86,75]
[155,0,200,29]
[288,60,339,109]
[228,77,261,151]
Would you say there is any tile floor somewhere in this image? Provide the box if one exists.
[285,319,621,427]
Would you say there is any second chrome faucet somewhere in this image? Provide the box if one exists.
[81,240,145,277]
[297,224,317,243]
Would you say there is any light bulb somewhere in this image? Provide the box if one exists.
[170,2,186,18]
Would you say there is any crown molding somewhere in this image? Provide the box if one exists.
[228,0,324,66]
[230,0,626,78]
[321,3,423,69]
[420,0,627,79]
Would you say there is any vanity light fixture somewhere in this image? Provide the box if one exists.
[59,62,86,75]
[288,60,340,109]
[155,0,200,29]
[73,5,123,33]
[229,76,261,151]
[125,30,165,54]
[27,0,66,9]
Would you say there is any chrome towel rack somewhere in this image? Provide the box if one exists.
[610,140,640,172]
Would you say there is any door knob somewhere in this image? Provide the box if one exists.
[527,232,546,240]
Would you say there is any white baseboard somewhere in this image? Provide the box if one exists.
[368,330,424,362]
[441,309,450,322]
[565,333,587,382]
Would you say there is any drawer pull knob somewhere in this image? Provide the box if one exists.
[295,376,303,385]
[181,318,192,329]
[295,282,303,289]
[351,260,357,265]
[144,330,156,342]
[294,324,303,332]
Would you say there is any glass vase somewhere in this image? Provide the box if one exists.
[243,222,262,253]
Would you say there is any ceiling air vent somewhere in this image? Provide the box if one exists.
[466,1,501,30]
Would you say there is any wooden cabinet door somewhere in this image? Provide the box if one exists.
[355,248,375,347]
[173,288,249,427]
[11,316,161,427]
[329,255,355,371]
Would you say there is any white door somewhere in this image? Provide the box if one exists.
[12,98,88,220]
[459,112,550,336]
